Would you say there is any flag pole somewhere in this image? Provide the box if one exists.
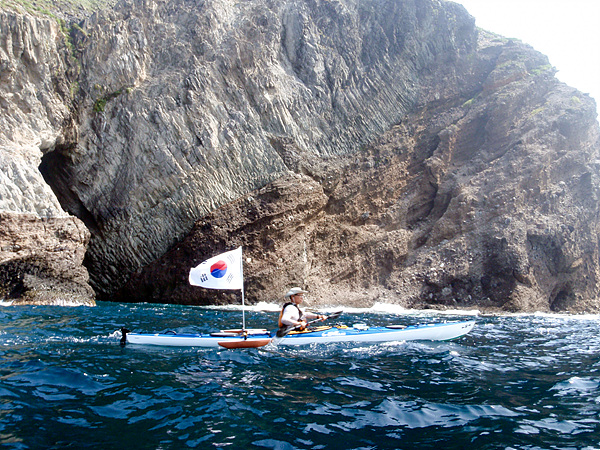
[240,246,245,331]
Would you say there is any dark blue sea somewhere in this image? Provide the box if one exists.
[1,302,599,449]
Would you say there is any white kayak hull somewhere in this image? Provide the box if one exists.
[124,320,475,348]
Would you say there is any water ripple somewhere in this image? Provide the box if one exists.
[2,305,600,448]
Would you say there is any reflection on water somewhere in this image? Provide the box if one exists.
[1,303,599,449]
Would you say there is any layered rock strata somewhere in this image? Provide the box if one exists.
[1,0,599,311]
[0,11,95,305]
[115,59,600,312]
[114,33,600,313]
[39,0,481,299]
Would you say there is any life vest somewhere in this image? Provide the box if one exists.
[278,302,302,328]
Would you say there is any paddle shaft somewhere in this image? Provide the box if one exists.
[276,311,343,339]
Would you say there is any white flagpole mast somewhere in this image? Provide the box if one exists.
[240,247,245,331]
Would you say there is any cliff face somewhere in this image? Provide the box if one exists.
[115,42,600,312]
[44,0,480,299]
[0,10,94,304]
[1,0,599,311]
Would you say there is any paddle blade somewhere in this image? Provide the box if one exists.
[276,326,296,338]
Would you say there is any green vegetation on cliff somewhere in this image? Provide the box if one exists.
[0,0,115,18]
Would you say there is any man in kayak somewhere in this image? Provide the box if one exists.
[278,287,326,335]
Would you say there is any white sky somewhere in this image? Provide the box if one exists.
[452,0,600,108]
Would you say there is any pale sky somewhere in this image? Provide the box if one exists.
[452,0,600,108]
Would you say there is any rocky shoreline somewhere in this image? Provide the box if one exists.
[0,212,95,306]
[1,0,599,312]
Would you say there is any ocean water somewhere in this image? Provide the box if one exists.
[0,302,599,449]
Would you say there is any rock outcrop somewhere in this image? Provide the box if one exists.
[114,62,600,312]
[0,10,95,305]
[38,0,483,300]
[0,212,94,305]
[1,0,599,312]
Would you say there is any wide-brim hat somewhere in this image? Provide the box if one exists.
[285,287,308,297]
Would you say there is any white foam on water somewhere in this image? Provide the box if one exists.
[139,300,599,321]
[208,301,481,316]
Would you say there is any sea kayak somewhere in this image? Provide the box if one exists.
[122,320,475,349]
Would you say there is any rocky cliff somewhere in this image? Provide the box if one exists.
[1,0,599,312]
[0,8,94,304]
